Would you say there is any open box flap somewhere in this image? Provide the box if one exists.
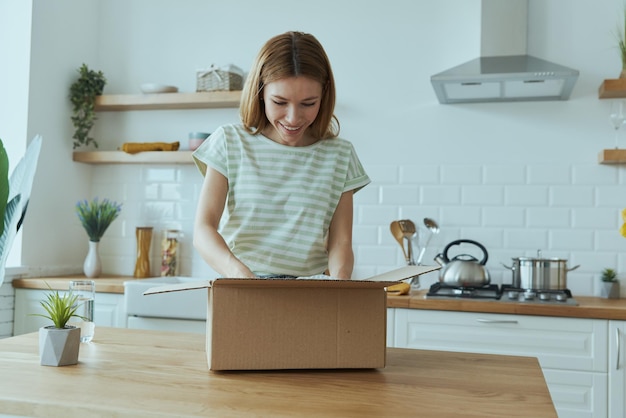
[143,265,440,296]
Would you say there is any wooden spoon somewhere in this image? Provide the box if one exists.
[398,219,417,265]
[389,221,409,263]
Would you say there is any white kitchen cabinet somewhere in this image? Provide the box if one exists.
[13,289,126,335]
[609,320,626,418]
[392,308,609,418]
[386,308,395,347]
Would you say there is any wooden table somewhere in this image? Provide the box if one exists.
[0,327,556,417]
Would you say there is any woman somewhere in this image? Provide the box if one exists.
[192,31,370,279]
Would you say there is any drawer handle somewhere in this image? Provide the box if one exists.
[475,319,519,324]
[617,328,622,371]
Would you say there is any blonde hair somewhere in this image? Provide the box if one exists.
[240,31,339,140]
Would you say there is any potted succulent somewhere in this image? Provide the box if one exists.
[32,286,84,366]
[600,268,620,299]
[69,63,106,149]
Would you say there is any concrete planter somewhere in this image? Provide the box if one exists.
[600,281,620,299]
[39,326,81,366]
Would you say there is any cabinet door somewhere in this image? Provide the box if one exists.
[542,369,607,418]
[609,320,626,418]
[394,309,607,372]
[386,308,395,347]
[14,289,126,335]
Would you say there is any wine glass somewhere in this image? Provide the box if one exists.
[609,100,626,148]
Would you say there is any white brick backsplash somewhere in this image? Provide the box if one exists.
[550,229,594,251]
[85,159,625,297]
[573,208,618,229]
[400,165,440,185]
[504,186,549,206]
[357,205,399,226]
[482,207,525,227]
[596,185,626,207]
[441,165,482,185]
[526,208,571,227]
[527,165,571,184]
[422,185,461,205]
[381,185,419,205]
[550,186,594,207]
[483,165,526,185]
[144,166,177,182]
[596,229,626,250]
[461,186,504,206]
[367,164,399,184]
[504,229,549,249]
[573,165,619,185]
[440,206,482,227]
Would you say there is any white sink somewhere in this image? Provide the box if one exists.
[124,277,208,320]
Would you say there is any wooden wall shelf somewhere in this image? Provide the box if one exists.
[94,90,241,111]
[73,151,194,164]
[598,149,626,164]
[598,79,626,99]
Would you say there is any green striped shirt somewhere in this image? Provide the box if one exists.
[192,124,370,276]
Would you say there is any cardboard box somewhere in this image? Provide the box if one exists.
[144,265,439,371]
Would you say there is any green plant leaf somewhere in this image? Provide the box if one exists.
[0,139,8,238]
[70,64,106,149]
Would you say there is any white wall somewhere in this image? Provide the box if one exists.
[14,0,626,297]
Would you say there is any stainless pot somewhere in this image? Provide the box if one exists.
[434,239,490,287]
[504,256,580,290]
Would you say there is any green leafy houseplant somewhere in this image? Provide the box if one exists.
[0,136,43,287]
[34,285,84,366]
[601,268,617,283]
[32,286,85,328]
[70,63,106,149]
[75,198,122,242]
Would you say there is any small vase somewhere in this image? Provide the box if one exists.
[83,241,102,278]
[134,227,153,278]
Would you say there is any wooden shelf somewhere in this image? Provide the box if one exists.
[598,79,626,99]
[73,151,194,164]
[598,148,626,164]
[94,90,241,111]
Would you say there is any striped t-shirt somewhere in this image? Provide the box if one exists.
[192,123,371,277]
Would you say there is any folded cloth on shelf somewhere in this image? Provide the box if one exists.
[121,141,180,154]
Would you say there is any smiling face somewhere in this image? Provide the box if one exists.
[262,76,323,147]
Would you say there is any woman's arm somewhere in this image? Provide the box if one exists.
[193,166,256,278]
[327,191,355,279]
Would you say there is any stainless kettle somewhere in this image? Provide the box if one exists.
[434,239,490,287]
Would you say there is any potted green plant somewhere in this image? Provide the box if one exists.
[32,286,84,366]
[75,197,122,278]
[600,268,620,299]
[70,63,106,149]
[0,136,42,287]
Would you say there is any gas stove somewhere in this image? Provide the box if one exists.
[425,283,578,306]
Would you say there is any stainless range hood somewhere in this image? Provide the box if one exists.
[430,0,579,104]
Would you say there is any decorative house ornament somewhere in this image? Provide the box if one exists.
[32,287,86,367]
[75,198,122,278]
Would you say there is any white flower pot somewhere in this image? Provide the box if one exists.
[600,281,620,299]
[39,326,81,366]
[83,240,102,278]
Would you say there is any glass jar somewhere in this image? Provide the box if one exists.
[134,227,153,278]
[161,229,180,277]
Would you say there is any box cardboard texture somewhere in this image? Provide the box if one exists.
[144,265,439,371]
